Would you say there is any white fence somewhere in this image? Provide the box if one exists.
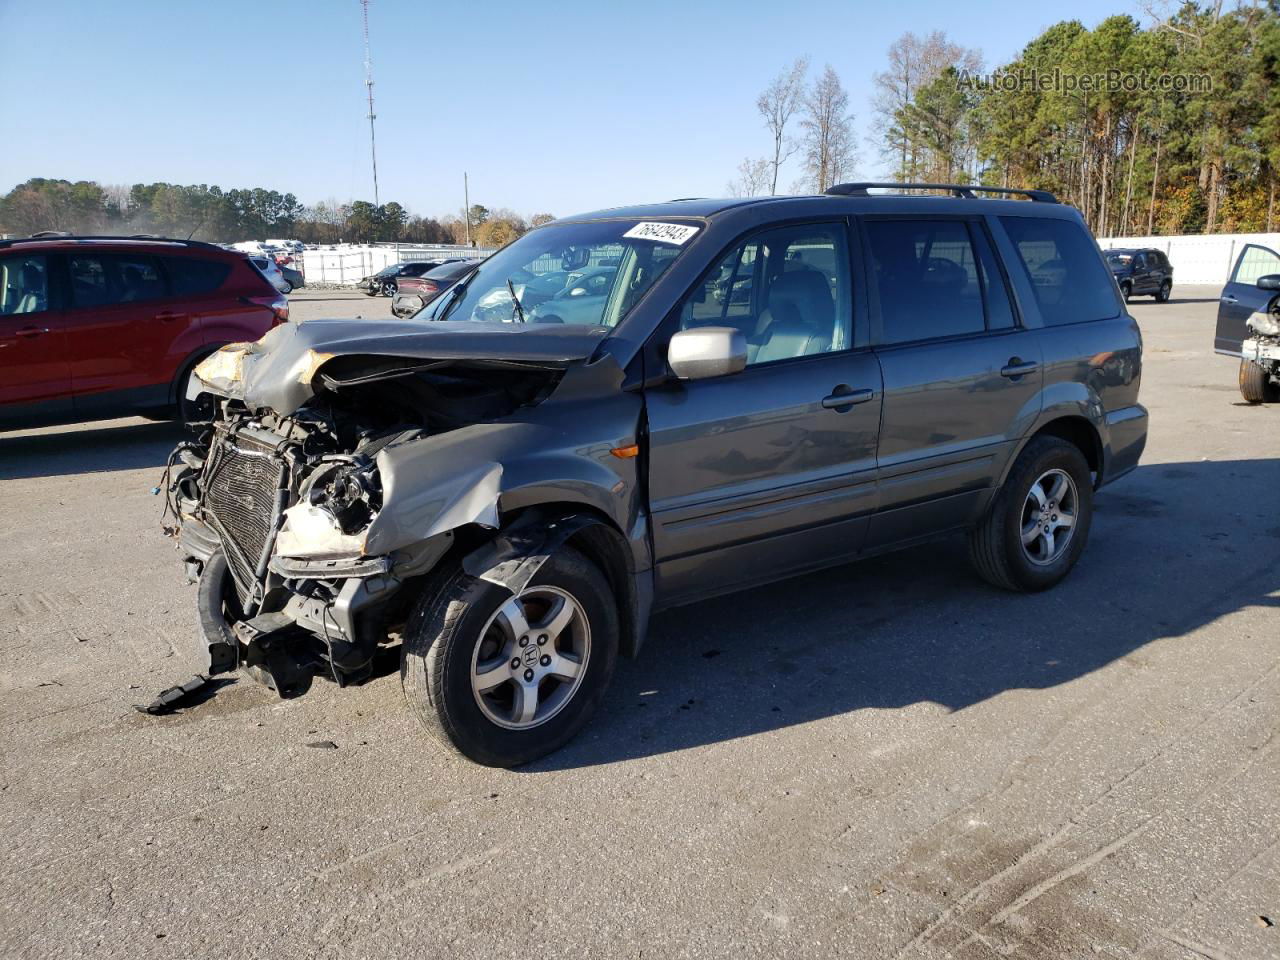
[299,243,495,286]
[1097,232,1280,285]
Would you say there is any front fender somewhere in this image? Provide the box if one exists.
[367,415,641,558]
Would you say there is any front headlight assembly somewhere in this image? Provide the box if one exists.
[275,457,382,560]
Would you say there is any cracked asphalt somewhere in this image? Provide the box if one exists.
[1,287,1277,959]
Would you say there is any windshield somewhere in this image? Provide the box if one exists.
[1105,252,1132,266]
[426,219,699,328]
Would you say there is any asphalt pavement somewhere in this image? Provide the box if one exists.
[1,286,1277,959]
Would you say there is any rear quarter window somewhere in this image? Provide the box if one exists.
[1000,216,1118,326]
[165,257,231,295]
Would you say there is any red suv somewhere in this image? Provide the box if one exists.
[0,235,288,429]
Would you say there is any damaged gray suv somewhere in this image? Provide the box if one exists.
[164,183,1148,766]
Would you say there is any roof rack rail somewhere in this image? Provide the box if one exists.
[0,234,228,251]
[825,182,1058,203]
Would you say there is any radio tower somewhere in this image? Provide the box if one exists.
[361,0,379,206]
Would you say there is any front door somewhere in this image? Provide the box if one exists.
[860,216,1043,547]
[645,221,882,605]
[1216,244,1280,356]
[0,252,71,424]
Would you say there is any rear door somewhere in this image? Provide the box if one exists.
[1215,244,1280,356]
[0,252,71,422]
[645,220,882,604]
[63,251,189,411]
[862,215,1042,548]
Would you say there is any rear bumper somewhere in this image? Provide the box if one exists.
[1101,404,1148,487]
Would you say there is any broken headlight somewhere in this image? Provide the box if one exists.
[1247,309,1280,338]
[275,457,382,559]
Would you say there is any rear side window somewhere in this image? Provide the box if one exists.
[0,254,49,316]
[69,256,112,308]
[68,254,168,308]
[866,219,988,344]
[113,256,165,302]
[1000,217,1118,325]
[1232,244,1280,285]
[165,257,231,295]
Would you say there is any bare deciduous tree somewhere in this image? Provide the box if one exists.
[756,57,809,195]
[871,31,982,179]
[726,157,773,197]
[799,65,857,193]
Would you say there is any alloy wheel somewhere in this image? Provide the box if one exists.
[1020,468,1078,566]
[470,586,591,730]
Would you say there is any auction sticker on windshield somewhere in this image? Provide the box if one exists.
[622,222,700,245]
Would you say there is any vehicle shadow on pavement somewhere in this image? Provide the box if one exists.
[0,419,184,480]
[533,456,1280,771]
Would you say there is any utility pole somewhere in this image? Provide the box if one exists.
[361,0,379,207]
[463,171,471,246]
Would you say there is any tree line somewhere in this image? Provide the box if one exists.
[737,2,1280,235]
[0,178,553,247]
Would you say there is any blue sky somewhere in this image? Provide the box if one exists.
[1,0,1137,219]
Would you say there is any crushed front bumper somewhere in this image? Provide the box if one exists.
[1242,337,1280,363]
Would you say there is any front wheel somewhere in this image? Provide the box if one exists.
[401,544,619,767]
[969,436,1094,592]
[1239,359,1280,403]
[1120,281,1132,303]
[381,280,397,297]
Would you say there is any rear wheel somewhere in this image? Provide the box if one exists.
[401,544,618,767]
[280,281,293,294]
[1239,359,1280,403]
[969,436,1093,592]
[1120,281,1132,303]
[1155,279,1171,302]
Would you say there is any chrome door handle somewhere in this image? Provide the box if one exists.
[15,326,49,338]
[821,387,875,410]
[1221,295,1238,303]
[1000,359,1039,379]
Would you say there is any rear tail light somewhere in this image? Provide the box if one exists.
[242,294,290,325]
[422,281,438,293]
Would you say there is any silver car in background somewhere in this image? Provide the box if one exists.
[249,256,292,295]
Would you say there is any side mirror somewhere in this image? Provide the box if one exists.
[667,326,747,380]
[1257,274,1280,291]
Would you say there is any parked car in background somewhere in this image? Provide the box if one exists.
[361,260,464,297]
[249,256,292,294]
[528,266,618,324]
[0,235,287,429]
[279,263,304,292]
[167,183,1146,766]
[1213,241,1280,403]
[1105,247,1173,302]
[391,259,479,317]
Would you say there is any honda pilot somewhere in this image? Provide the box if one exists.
[162,184,1148,766]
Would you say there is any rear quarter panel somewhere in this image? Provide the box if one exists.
[1031,314,1146,485]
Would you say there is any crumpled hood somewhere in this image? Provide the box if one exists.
[192,318,608,415]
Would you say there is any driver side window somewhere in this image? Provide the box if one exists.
[679,223,851,366]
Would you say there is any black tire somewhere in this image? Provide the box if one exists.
[401,544,619,767]
[381,280,397,297]
[968,435,1094,592]
[1120,281,1132,303]
[1239,359,1280,403]
[280,281,293,294]
[1155,279,1171,302]
[173,360,204,425]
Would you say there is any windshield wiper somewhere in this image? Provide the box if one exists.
[507,278,527,323]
